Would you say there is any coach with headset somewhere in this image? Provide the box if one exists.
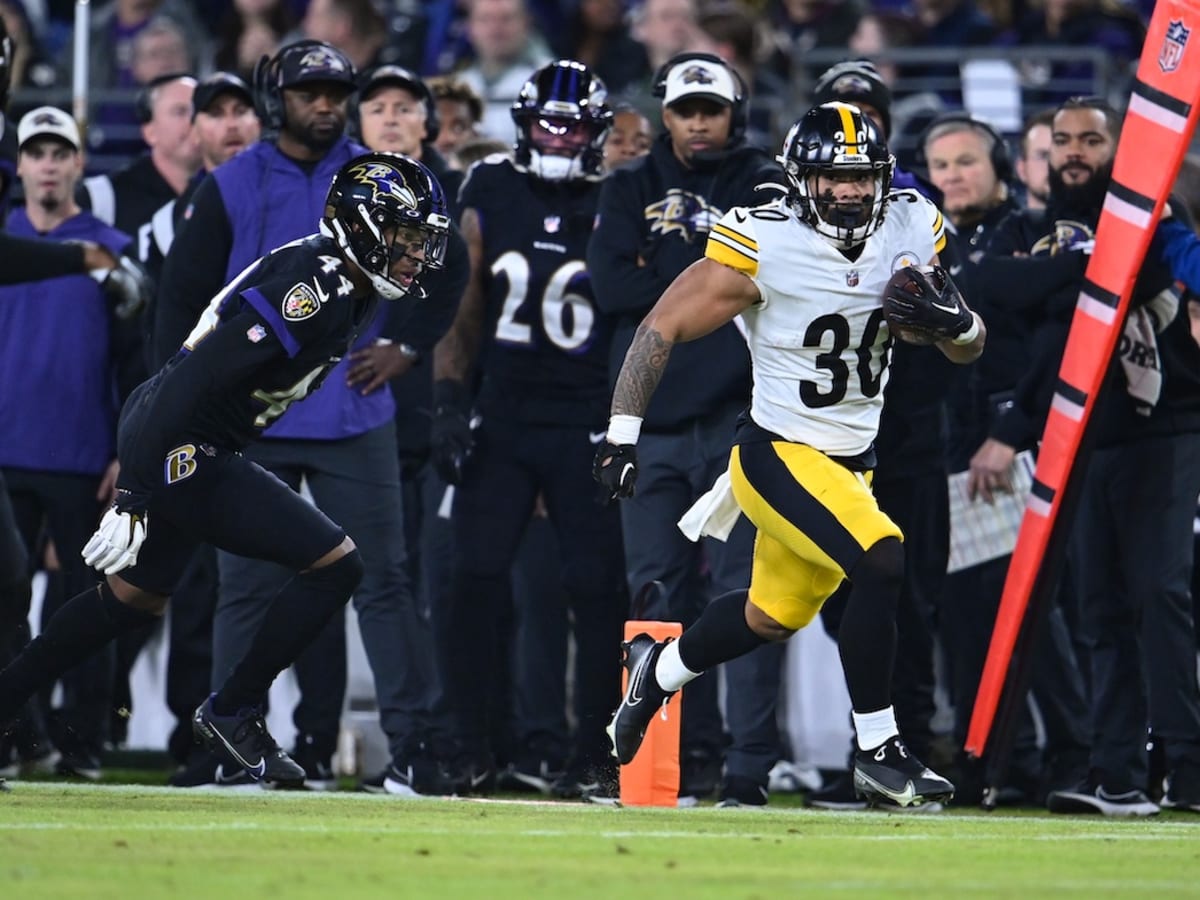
[588,52,787,806]
[154,40,467,790]
[921,111,1091,805]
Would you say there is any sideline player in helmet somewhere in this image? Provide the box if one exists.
[595,103,984,809]
[511,58,613,182]
[431,59,625,797]
[0,153,450,786]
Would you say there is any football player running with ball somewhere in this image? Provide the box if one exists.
[595,102,985,808]
[0,153,452,786]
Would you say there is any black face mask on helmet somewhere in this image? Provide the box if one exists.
[320,151,451,300]
[777,102,895,249]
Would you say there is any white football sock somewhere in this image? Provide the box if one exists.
[853,706,899,752]
[654,640,700,692]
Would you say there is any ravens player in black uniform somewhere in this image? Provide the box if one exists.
[432,60,625,797]
[0,152,452,785]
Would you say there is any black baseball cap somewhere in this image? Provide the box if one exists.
[192,72,254,120]
[359,64,428,105]
[277,41,356,91]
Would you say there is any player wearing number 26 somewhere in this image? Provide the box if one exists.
[0,153,451,786]
[595,102,985,808]
[430,60,627,796]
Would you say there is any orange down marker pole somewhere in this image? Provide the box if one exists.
[618,620,682,807]
[966,0,1200,758]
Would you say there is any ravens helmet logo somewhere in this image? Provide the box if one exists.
[680,65,716,85]
[346,161,419,209]
[298,47,347,73]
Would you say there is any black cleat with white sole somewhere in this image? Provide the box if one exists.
[607,634,676,765]
[192,694,305,787]
[853,736,954,808]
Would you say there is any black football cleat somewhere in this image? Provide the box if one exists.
[192,694,305,787]
[607,634,675,765]
[853,736,954,809]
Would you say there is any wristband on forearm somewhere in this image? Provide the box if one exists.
[951,313,981,345]
[607,414,643,445]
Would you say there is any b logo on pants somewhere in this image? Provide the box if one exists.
[164,444,198,485]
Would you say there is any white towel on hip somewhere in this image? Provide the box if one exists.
[677,468,742,542]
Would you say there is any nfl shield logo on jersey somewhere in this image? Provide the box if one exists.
[544,215,561,233]
[247,324,267,343]
[1161,19,1190,72]
[846,270,859,287]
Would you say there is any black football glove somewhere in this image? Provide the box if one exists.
[593,441,638,503]
[430,379,474,485]
[95,255,154,321]
[883,265,974,340]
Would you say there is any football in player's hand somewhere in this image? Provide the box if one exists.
[881,265,945,346]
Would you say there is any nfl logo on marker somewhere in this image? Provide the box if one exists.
[1160,19,1190,73]
[544,215,561,233]
[846,270,859,287]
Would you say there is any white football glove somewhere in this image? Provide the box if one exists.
[82,505,149,575]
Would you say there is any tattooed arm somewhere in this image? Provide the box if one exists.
[596,258,759,499]
[610,257,760,422]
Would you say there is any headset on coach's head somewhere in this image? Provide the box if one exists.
[914,111,1013,184]
[252,40,358,134]
[651,51,749,143]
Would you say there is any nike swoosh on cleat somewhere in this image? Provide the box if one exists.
[215,764,245,785]
[469,770,490,789]
[214,731,267,779]
[625,655,649,707]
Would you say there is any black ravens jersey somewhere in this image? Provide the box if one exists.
[461,157,612,426]
[118,234,379,497]
[0,117,16,219]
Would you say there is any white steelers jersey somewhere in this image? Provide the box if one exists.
[705,190,946,455]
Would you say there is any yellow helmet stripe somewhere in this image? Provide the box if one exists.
[836,103,859,152]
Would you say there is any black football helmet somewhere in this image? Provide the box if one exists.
[320,152,451,300]
[777,102,895,249]
[512,59,613,181]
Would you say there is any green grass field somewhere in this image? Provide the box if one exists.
[2,782,1199,899]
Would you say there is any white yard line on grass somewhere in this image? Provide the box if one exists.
[6,781,1200,834]
[0,819,1195,843]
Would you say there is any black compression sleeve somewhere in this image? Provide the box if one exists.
[0,234,86,285]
